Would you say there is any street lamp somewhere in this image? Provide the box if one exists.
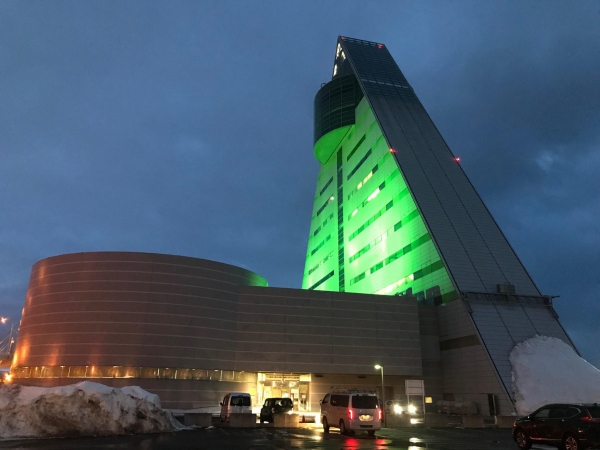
[374,364,386,427]
[1,317,15,354]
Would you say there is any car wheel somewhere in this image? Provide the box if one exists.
[339,419,347,435]
[322,416,329,433]
[563,433,580,450]
[514,429,532,450]
[368,430,376,437]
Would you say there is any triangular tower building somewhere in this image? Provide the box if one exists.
[303,36,576,413]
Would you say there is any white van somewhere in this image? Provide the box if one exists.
[220,392,252,421]
[320,390,382,436]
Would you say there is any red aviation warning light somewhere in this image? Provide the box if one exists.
[377,43,384,49]
[389,148,396,153]
[454,157,461,162]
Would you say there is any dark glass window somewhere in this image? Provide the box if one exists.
[322,394,330,404]
[550,408,569,418]
[330,395,349,407]
[308,270,334,290]
[532,408,550,419]
[351,395,379,409]
[230,395,251,407]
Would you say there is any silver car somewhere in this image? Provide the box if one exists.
[320,390,382,436]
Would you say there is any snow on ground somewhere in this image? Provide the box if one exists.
[510,335,600,416]
[0,381,176,439]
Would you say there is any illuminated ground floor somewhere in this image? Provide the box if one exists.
[12,367,430,411]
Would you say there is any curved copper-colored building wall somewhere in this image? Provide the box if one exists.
[14,252,267,370]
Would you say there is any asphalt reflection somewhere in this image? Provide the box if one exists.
[0,427,520,450]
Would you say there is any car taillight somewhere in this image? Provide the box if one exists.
[581,414,600,422]
[378,409,383,420]
[348,409,354,420]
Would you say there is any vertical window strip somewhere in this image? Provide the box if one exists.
[336,149,345,292]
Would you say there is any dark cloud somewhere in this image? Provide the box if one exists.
[0,1,598,365]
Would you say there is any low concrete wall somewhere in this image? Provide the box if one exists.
[496,416,516,429]
[273,413,299,428]
[461,415,484,428]
[424,413,462,427]
[386,414,411,428]
[183,413,212,427]
[229,413,256,428]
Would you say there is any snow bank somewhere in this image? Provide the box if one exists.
[510,335,600,416]
[0,381,175,439]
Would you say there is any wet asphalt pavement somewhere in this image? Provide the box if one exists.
[0,426,539,450]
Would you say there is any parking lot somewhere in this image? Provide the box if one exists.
[0,426,538,450]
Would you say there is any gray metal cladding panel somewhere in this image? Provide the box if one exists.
[404,101,536,276]
[235,288,423,375]
[468,300,576,401]
[339,37,540,297]
[380,95,510,292]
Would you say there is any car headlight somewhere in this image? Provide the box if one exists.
[394,405,403,415]
[408,404,417,415]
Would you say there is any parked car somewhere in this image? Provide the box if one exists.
[385,400,421,416]
[320,390,382,436]
[219,392,252,422]
[513,403,600,450]
[259,397,293,423]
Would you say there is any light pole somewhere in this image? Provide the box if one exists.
[1,317,14,355]
[374,364,386,427]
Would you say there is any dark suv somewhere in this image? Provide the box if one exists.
[259,398,293,423]
[513,403,600,450]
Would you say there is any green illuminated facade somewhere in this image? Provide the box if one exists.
[302,97,455,303]
[301,37,578,414]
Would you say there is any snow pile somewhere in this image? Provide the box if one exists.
[0,381,175,439]
[510,335,600,416]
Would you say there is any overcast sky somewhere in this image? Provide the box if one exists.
[1,1,598,365]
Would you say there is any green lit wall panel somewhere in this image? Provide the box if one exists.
[303,98,455,304]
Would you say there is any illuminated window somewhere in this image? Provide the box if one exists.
[10,365,257,382]
[349,188,410,241]
[367,188,380,202]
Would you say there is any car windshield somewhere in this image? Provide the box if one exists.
[231,396,251,406]
[587,407,600,418]
[275,399,292,407]
[352,395,379,409]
